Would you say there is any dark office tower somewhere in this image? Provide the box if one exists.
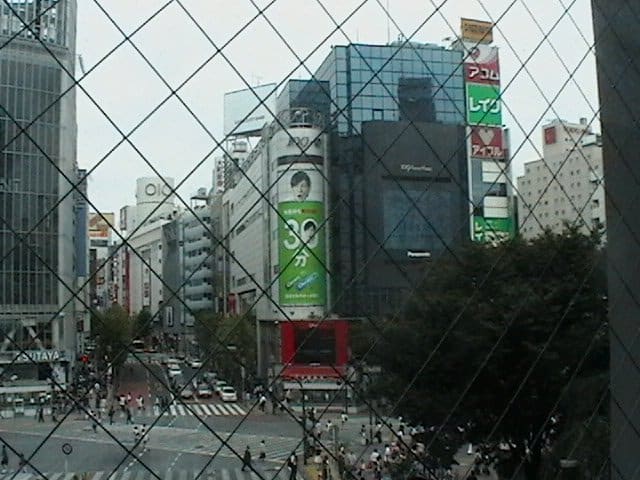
[397,77,436,123]
[592,1,640,478]
[0,1,79,391]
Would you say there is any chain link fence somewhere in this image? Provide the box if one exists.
[0,1,637,480]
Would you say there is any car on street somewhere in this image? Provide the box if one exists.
[180,384,194,399]
[167,363,182,378]
[189,358,203,369]
[203,371,217,384]
[220,386,238,402]
[213,380,228,395]
[196,384,213,398]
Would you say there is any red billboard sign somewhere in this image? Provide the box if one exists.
[470,127,505,159]
[544,126,557,145]
[464,44,500,85]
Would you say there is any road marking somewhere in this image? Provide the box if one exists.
[229,404,246,415]
[200,404,211,415]
[48,473,64,480]
[134,470,146,480]
[234,468,246,480]
[208,404,220,415]
[93,471,104,480]
[192,405,202,417]
[165,469,173,480]
[169,405,177,416]
[217,405,230,416]
[176,405,186,416]
[120,470,132,480]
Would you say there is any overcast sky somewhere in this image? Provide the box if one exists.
[75,0,598,217]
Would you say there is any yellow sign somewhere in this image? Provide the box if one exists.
[89,212,115,239]
[461,18,494,44]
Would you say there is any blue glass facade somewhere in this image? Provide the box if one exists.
[313,42,465,134]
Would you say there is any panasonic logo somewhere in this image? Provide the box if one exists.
[400,164,432,173]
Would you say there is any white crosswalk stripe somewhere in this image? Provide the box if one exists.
[0,469,304,480]
[144,402,247,418]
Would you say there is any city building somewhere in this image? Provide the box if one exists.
[117,177,178,317]
[517,119,604,239]
[222,25,514,405]
[88,212,116,311]
[0,0,80,405]
[117,178,221,352]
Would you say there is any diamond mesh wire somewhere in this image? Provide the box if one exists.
[0,1,637,480]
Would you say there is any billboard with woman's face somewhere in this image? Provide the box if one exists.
[277,165,327,308]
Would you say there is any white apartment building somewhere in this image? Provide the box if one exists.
[518,119,605,240]
[116,177,178,317]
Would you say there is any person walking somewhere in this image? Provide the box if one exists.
[340,411,348,426]
[141,424,149,450]
[126,407,133,425]
[133,426,140,448]
[258,394,267,413]
[108,405,115,425]
[37,406,44,423]
[1,445,8,473]
[241,446,252,472]
[287,453,298,480]
[17,453,27,473]
[258,440,266,461]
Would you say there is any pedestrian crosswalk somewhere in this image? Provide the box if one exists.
[0,467,301,480]
[146,402,247,418]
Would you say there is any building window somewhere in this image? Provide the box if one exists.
[372,108,383,120]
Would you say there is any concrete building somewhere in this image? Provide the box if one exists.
[0,0,80,405]
[117,177,178,317]
[517,119,604,240]
[117,179,221,353]
[88,212,116,311]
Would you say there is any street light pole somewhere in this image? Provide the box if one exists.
[293,378,308,465]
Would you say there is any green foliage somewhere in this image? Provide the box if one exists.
[92,303,132,370]
[370,227,608,480]
[194,311,257,382]
[132,308,154,339]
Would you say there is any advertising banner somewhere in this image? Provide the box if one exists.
[470,127,505,159]
[473,216,513,244]
[223,83,277,136]
[277,166,327,307]
[461,18,494,44]
[464,45,500,85]
[466,83,502,126]
[89,212,115,239]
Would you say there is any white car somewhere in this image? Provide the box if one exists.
[167,363,182,378]
[197,384,213,398]
[213,380,228,395]
[189,358,203,369]
[220,386,238,402]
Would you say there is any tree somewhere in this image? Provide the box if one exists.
[132,308,154,340]
[93,303,132,373]
[370,227,608,480]
[194,311,257,383]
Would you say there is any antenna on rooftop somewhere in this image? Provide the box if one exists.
[386,0,391,44]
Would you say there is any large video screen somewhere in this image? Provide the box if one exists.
[383,183,454,252]
[293,326,336,364]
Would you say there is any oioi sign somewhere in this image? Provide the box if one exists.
[466,83,502,126]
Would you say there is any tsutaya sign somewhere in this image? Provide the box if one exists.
[0,350,66,364]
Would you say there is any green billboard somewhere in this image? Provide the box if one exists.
[278,201,326,306]
[466,83,502,126]
[473,216,514,244]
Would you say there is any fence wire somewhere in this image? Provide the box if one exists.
[0,1,636,480]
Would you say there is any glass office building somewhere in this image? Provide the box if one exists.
[0,0,78,394]
[314,41,465,135]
